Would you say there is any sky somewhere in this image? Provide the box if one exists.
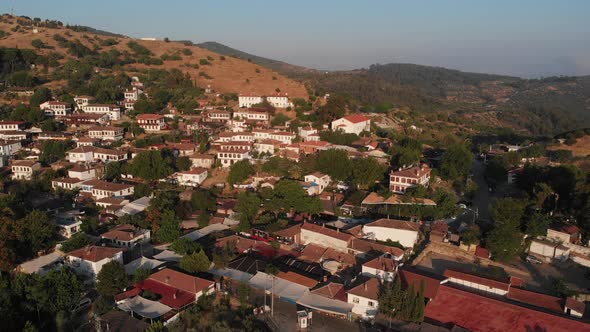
[4,0,590,77]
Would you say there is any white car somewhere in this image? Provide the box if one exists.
[526,255,543,264]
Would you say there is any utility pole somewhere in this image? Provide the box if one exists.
[271,275,275,317]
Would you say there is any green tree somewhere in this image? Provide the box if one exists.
[16,211,55,255]
[176,156,192,171]
[131,150,173,181]
[96,261,127,298]
[40,140,72,165]
[316,149,351,181]
[228,160,255,186]
[350,157,386,189]
[170,237,201,255]
[29,87,52,108]
[133,267,151,283]
[525,213,551,237]
[155,209,181,243]
[180,250,210,274]
[487,198,525,261]
[236,192,261,231]
[60,233,91,253]
[268,179,322,215]
[191,189,216,212]
[440,144,473,180]
[391,138,422,167]
[461,225,481,246]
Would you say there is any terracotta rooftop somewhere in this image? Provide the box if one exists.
[342,114,370,124]
[311,282,347,302]
[364,219,421,232]
[88,180,134,192]
[11,160,38,167]
[566,297,586,314]
[67,245,124,262]
[53,177,84,184]
[148,268,214,295]
[346,277,380,301]
[363,255,399,273]
[100,224,146,241]
[425,285,590,332]
[301,222,353,243]
[361,192,436,206]
[276,271,318,288]
[507,287,564,313]
[398,267,446,299]
[390,164,431,179]
[178,167,207,175]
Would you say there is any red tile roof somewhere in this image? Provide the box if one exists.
[390,164,431,179]
[507,287,563,313]
[136,114,164,120]
[301,222,353,243]
[346,277,380,301]
[343,114,370,124]
[311,282,347,302]
[276,271,318,288]
[426,285,590,332]
[137,278,196,309]
[566,297,586,314]
[398,268,446,299]
[363,256,398,273]
[348,238,405,258]
[364,219,421,232]
[148,268,214,295]
[67,245,124,262]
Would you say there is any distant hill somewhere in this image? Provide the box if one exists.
[197,41,312,75]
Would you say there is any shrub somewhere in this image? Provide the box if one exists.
[199,59,211,66]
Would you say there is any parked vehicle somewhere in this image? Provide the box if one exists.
[526,255,543,264]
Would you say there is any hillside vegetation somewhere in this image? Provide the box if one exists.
[202,41,590,137]
[0,15,307,99]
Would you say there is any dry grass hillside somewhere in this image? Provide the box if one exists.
[0,16,308,98]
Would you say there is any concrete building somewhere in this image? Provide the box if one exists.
[88,126,124,141]
[362,219,420,248]
[11,160,41,180]
[65,246,124,279]
[175,168,208,187]
[136,114,166,132]
[331,115,371,135]
[389,164,432,194]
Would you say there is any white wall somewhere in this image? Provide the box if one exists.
[300,229,348,252]
[347,294,378,318]
[362,226,418,248]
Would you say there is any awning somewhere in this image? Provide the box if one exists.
[117,296,172,319]
[153,250,182,262]
[296,291,353,316]
[124,256,166,275]
[209,267,254,282]
[248,272,308,303]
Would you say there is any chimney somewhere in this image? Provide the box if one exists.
[165,276,170,284]
[364,282,368,291]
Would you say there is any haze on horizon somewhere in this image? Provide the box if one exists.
[4,0,590,78]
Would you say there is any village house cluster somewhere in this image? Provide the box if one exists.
[7,72,590,332]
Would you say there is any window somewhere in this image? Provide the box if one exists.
[368,301,375,307]
[353,297,359,304]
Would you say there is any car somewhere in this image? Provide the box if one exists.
[71,297,91,313]
[458,203,467,209]
[526,255,543,264]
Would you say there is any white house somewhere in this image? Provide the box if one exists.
[66,146,96,163]
[55,210,83,239]
[443,269,510,296]
[68,165,99,181]
[190,154,215,169]
[331,115,371,135]
[40,101,72,117]
[82,104,121,121]
[136,114,166,132]
[254,139,282,155]
[361,254,399,282]
[73,95,94,109]
[238,95,263,108]
[175,168,208,187]
[124,88,143,101]
[298,126,319,142]
[347,278,380,318]
[65,246,124,279]
[52,177,86,191]
[267,94,293,108]
[93,148,128,162]
[217,150,250,168]
[389,164,432,194]
[304,172,331,194]
[0,121,25,131]
[233,109,270,122]
[88,180,135,200]
[88,126,124,141]
[362,219,420,248]
[11,160,41,180]
[0,140,22,155]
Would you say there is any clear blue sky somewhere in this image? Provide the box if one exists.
[4,0,590,77]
